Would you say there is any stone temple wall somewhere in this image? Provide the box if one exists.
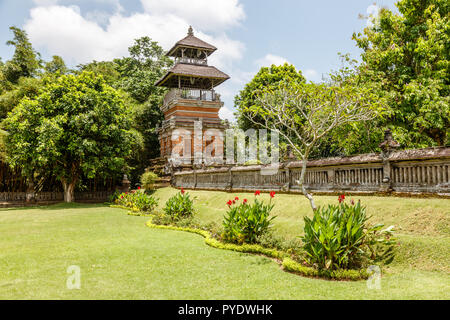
[171,147,450,197]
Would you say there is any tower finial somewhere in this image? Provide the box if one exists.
[188,25,193,36]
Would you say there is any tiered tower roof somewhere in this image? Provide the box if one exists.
[155,26,230,89]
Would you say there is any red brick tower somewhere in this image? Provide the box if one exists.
[155,26,230,165]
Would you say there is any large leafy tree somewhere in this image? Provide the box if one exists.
[114,37,173,183]
[77,37,173,184]
[352,0,449,147]
[235,63,306,131]
[1,72,139,202]
[245,81,380,211]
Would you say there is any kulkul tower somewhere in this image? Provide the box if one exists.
[155,26,230,165]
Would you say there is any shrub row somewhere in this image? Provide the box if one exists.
[145,218,368,280]
[114,188,394,281]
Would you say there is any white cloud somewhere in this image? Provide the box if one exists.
[140,0,245,31]
[304,69,320,82]
[219,106,235,122]
[24,4,245,69]
[255,54,289,68]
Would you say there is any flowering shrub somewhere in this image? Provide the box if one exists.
[115,191,158,213]
[302,195,396,270]
[222,190,277,244]
[163,188,195,220]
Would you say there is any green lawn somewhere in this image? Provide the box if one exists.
[0,188,449,299]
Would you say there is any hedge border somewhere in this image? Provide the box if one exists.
[145,218,369,281]
[110,203,369,281]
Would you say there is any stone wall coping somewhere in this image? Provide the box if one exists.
[172,147,449,175]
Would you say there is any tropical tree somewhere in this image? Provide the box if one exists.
[244,82,380,211]
[0,77,41,120]
[1,72,139,202]
[2,26,42,84]
[44,55,68,75]
[352,0,449,147]
[234,63,306,131]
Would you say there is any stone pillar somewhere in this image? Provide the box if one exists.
[379,129,400,192]
[120,174,131,193]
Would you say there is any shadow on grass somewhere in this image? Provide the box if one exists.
[0,202,111,212]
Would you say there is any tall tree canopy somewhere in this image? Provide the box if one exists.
[353,0,449,147]
[234,63,306,131]
[0,27,44,120]
[79,37,173,184]
[3,27,42,84]
[1,72,139,202]
[44,55,68,75]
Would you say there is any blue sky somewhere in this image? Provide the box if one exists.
[0,0,398,120]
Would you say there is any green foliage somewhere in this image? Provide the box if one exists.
[140,171,159,191]
[3,27,42,84]
[1,71,139,201]
[282,257,368,280]
[114,37,173,183]
[302,197,396,271]
[352,0,450,147]
[222,194,276,244]
[0,77,41,119]
[234,63,305,131]
[44,55,68,75]
[163,189,195,220]
[77,60,121,87]
[255,232,303,256]
[115,191,158,213]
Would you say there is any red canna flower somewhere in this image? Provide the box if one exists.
[338,194,345,203]
[254,190,261,196]
[350,199,355,205]
[232,200,236,205]
[270,191,276,198]
[181,188,185,194]
[138,186,141,190]
[243,199,248,204]
[235,196,239,201]
[227,200,232,206]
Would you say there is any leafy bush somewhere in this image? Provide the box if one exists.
[140,171,159,192]
[163,188,195,220]
[115,191,158,213]
[222,191,276,244]
[256,232,303,256]
[302,195,396,271]
[108,190,121,203]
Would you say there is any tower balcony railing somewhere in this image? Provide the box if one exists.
[163,88,221,109]
[175,57,208,65]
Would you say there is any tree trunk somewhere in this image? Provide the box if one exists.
[63,181,76,203]
[298,157,317,212]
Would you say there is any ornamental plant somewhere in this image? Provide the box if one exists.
[163,188,195,220]
[302,195,396,271]
[140,171,159,192]
[116,191,158,213]
[222,190,277,244]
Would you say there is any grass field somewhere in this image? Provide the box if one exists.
[0,188,449,299]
